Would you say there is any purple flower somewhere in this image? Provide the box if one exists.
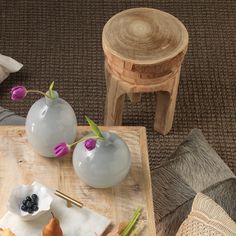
[53,142,70,157]
[84,139,96,151]
[10,86,27,101]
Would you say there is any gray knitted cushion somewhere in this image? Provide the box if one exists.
[0,106,25,125]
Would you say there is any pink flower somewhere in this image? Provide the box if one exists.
[84,139,97,151]
[53,142,70,157]
[10,86,27,101]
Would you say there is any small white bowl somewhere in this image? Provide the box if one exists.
[7,184,53,221]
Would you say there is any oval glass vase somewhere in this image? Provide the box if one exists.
[26,91,77,157]
[72,132,131,188]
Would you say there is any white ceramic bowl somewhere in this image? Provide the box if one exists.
[7,184,53,221]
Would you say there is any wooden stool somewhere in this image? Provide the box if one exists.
[102,8,189,135]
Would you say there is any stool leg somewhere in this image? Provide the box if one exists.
[154,69,181,135]
[128,93,142,104]
[104,66,126,126]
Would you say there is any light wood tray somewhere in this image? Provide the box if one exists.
[0,126,156,235]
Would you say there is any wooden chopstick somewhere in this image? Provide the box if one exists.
[55,190,83,208]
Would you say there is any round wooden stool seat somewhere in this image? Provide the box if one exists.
[102,8,189,134]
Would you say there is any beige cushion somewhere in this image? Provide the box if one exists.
[176,193,236,236]
[0,54,23,83]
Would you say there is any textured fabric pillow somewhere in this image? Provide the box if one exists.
[0,54,23,83]
[0,106,25,125]
[176,193,236,236]
[152,129,236,235]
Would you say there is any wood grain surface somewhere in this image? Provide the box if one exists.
[102,8,188,64]
[103,8,188,135]
[0,126,156,235]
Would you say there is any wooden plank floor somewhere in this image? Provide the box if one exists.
[0,126,156,235]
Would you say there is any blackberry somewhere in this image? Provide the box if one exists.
[26,196,32,202]
[31,194,38,202]
[22,199,27,205]
[21,193,39,214]
[27,208,33,214]
[32,205,39,211]
[26,201,32,208]
[21,205,27,212]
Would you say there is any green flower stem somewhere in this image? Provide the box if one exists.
[130,220,145,236]
[121,207,142,236]
[27,90,52,99]
[69,136,105,148]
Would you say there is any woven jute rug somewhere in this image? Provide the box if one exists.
[0,0,235,232]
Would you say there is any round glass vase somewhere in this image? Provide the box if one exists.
[26,91,77,158]
[72,132,131,188]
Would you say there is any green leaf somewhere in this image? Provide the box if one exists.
[49,81,55,99]
[85,116,104,139]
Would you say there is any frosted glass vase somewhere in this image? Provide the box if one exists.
[26,91,77,157]
[72,132,131,188]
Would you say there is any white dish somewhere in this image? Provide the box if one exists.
[7,183,53,221]
[2,182,111,236]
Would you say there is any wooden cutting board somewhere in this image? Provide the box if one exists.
[0,126,156,235]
